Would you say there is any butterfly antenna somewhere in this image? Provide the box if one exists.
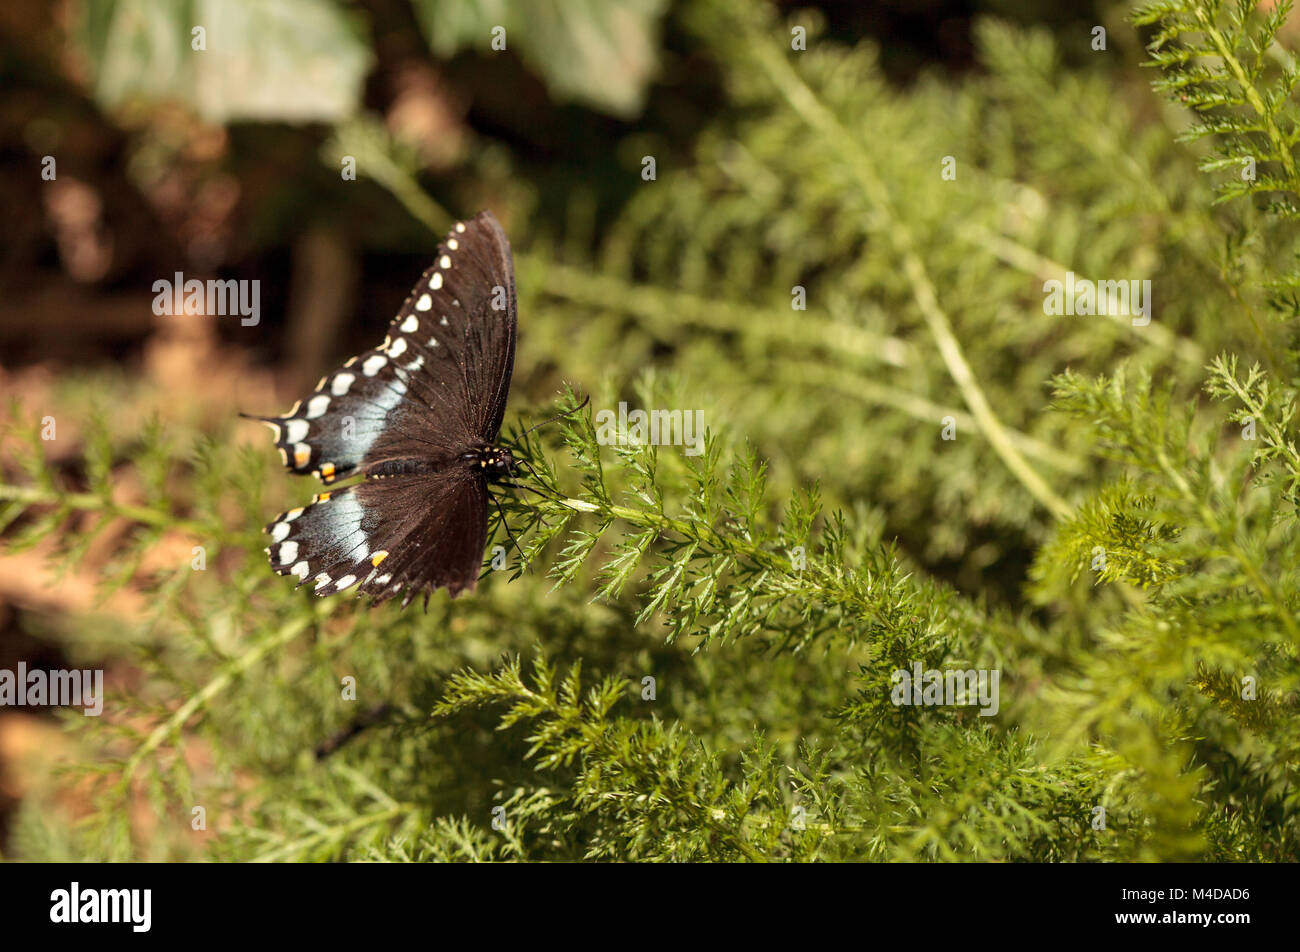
[517,393,591,440]
[498,395,591,506]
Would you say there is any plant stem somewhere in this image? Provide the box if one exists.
[742,29,1073,521]
[0,483,213,538]
[120,615,311,785]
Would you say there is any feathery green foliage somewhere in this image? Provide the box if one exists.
[3,0,1300,862]
[1133,0,1300,214]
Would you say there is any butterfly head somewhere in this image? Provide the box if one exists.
[468,445,515,481]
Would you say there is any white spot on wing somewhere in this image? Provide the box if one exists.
[271,522,291,543]
[336,574,357,590]
[332,372,355,396]
[279,541,299,565]
[401,314,419,333]
[362,354,387,376]
[439,255,451,269]
[306,395,330,419]
[285,419,309,443]
[415,294,432,311]
[430,272,443,290]
[291,561,309,580]
[447,238,458,250]
[389,337,408,358]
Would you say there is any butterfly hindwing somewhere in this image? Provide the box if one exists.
[266,487,372,594]
[354,469,490,602]
[265,468,489,604]
[361,210,517,469]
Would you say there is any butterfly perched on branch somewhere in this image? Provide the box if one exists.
[244,211,521,606]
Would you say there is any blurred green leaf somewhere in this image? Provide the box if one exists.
[75,0,372,123]
[411,0,666,117]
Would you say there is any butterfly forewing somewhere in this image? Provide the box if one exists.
[361,211,517,467]
[250,350,429,484]
[253,210,517,603]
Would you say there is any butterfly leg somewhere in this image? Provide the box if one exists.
[490,491,529,567]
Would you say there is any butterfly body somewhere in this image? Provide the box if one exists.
[246,211,518,606]
[366,445,513,480]
[467,445,515,476]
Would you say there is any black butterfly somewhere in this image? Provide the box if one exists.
[245,211,518,606]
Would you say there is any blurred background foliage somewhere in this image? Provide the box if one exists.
[1,0,1297,860]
